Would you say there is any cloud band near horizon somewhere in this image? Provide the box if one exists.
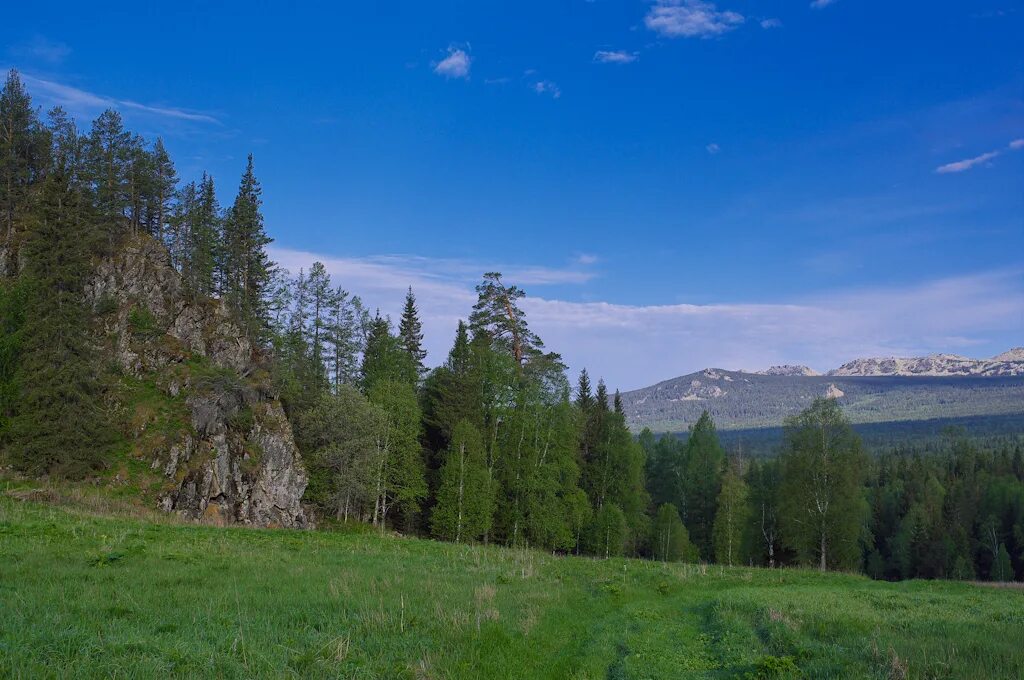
[269,246,1024,392]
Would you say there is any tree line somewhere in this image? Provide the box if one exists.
[1,70,1021,581]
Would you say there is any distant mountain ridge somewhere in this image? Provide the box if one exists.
[827,349,1024,377]
[620,348,1024,433]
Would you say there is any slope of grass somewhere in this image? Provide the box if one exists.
[1,494,1022,679]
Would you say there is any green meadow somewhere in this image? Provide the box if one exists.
[1,493,1021,679]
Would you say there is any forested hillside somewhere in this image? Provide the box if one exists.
[1,70,1022,583]
[620,368,1024,432]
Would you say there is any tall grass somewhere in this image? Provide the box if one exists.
[1,494,1021,678]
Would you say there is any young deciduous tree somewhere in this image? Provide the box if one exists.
[297,386,380,521]
[367,379,427,529]
[432,420,493,542]
[746,459,782,568]
[713,463,750,566]
[586,503,627,558]
[652,503,696,562]
[779,398,869,572]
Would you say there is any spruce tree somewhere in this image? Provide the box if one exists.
[85,109,131,242]
[361,313,417,389]
[426,320,483,441]
[125,133,149,234]
[685,410,725,560]
[148,138,177,241]
[221,154,273,343]
[575,369,593,411]
[0,70,47,251]
[7,112,112,475]
[190,173,221,297]
[399,286,426,376]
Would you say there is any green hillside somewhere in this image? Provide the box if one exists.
[3,493,1023,679]
[621,370,1024,432]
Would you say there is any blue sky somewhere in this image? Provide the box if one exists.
[3,1,1022,389]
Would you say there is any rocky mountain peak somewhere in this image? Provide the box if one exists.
[757,365,820,377]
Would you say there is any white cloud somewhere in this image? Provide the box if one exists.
[810,0,837,8]
[18,73,219,123]
[433,47,471,79]
[935,150,1000,174]
[8,35,71,64]
[266,246,1024,392]
[526,269,1024,390]
[935,138,1024,174]
[760,18,783,29]
[575,253,600,265]
[706,142,720,154]
[594,50,639,64]
[645,1,745,39]
[533,80,562,98]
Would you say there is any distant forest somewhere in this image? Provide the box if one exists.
[1,70,1021,582]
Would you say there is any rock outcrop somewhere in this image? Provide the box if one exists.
[757,365,820,377]
[85,236,307,527]
[828,351,1024,378]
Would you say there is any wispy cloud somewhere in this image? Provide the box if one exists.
[19,73,220,123]
[533,80,562,98]
[594,50,639,64]
[267,246,1024,391]
[705,142,721,154]
[935,138,1024,174]
[810,0,837,8]
[525,269,1024,389]
[575,253,600,265]
[760,18,783,29]
[433,46,472,79]
[8,35,71,64]
[935,150,1000,174]
[645,0,744,39]
[268,246,598,363]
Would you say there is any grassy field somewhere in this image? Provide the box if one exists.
[2,492,1022,679]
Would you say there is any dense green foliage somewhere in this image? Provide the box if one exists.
[0,71,1021,586]
[3,496,1024,678]
[0,71,276,477]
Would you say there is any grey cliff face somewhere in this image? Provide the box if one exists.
[86,236,307,528]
